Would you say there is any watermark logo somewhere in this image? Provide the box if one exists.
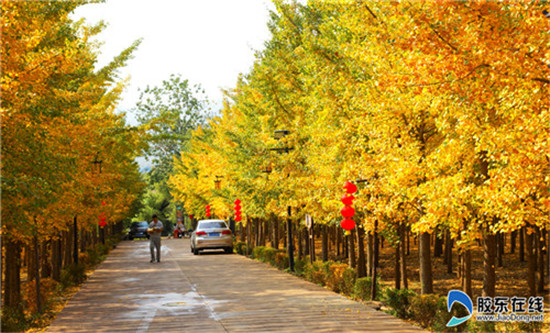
[446,290,473,327]
[446,290,545,327]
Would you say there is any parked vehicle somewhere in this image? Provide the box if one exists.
[128,221,150,240]
[190,220,233,255]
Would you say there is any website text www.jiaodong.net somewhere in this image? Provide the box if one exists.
[476,313,544,323]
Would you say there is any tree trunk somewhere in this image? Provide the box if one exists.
[256,218,261,247]
[406,227,410,255]
[73,216,79,264]
[371,220,379,300]
[343,229,349,259]
[52,237,62,282]
[374,228,379,269]
[322,224,329,262]
[273,217,279,249]
[395,241,401,289]
[511,230,516,254]
[309,220,316,263]
[3,239,22,309]
[240,222,245,242]
[482,232,496,298]
[304,227,310,256]
[336,226,342,259]
[348,229,356,269]
[287,207,295,272]
[400,223,408,289]
[464,249,472,298]
[519,226,525,262]
[497,233,503,268]
[367,232,373,277]
[265,219,271,246]
[434,228,443,258]
[445,229,453,274]
[28,244,36,281]
[419,232,433,294]
[80,230,87,253]
[297,228,303,260]
[327,225,332,256]
[41,240,51,279]
[34,235,42,313]
[246,220,251,256]
[526,230,536,297]
[282,219,287,249]
[356,226,367,278]
[537,228,545,293]
[63,230,71,268]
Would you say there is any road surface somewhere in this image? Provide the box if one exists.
[47,238,426,332]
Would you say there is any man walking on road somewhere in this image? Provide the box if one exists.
[148,214,163,263]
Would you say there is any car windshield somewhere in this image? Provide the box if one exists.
[132,222,148,228]
[199,221,227,229]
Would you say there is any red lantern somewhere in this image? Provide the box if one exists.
[234,199,242,221]
[340,218,356,231]
[344,181,357,194]
[98,212,107,227]
[341,206,355,218]
[102,201,106,206]
[341,195,355,206]
[340,181,357,230]
[206,205,211,217]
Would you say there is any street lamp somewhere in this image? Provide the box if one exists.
[92,153,103,174]
[270,130,295,271]
[214,175,223,189]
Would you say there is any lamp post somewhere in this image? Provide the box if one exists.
[270,130,295,271]
[214,175,223,190]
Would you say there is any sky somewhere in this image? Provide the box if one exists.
[72,0,275,118]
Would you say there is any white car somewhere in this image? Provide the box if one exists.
[190,220,233,255]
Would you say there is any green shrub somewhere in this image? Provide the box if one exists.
[274,251,289,270]
[382,288,416,319]
[409,294,444,328]
[60,262,87,289]
[251,246,266,259]
[97,243,110,256]
[234,242,252,255]
[326,263,356,295]
[500,321,542,333]
[1,305,28,332]
[294,258,309,277]
[86,247,106,267]
[262,247,278,266]
[353,277,381,301]
[24,278,58,314]
[466,319,496,332]
[304,261,328,286]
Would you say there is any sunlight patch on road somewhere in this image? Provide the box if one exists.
[115,291,227,331]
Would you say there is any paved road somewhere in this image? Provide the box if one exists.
[47,239,426,332]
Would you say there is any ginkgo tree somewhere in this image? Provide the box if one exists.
[169,0,548,301]
[1,0,145,317]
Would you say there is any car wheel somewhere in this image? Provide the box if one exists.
[129,236,133,241]
[193,248,199,255]
[225,247,233,254]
